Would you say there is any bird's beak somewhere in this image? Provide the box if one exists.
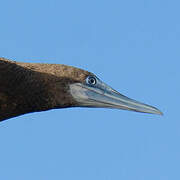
[70,79,162,115]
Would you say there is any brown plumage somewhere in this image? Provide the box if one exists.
[0,57,92,121]
[0,57,162,121]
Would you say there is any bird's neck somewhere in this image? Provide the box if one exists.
[0,61,60,121]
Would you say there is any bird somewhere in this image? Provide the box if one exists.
[0,57,162,121]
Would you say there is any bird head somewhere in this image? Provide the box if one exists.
[51,64,162,115]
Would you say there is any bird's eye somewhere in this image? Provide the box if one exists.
[86,76,97,85]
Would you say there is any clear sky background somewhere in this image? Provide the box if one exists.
[0,0,179,179]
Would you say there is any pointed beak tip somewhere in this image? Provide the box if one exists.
[153,109,163,116]
[158,111,163,116]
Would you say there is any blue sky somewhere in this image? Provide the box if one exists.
[0,0,179,179]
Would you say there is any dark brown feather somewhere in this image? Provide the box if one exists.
[0,57,91,121]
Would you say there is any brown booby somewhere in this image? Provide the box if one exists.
[0,57,162,121]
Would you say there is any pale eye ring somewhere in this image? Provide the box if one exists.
[86,76,97,85]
